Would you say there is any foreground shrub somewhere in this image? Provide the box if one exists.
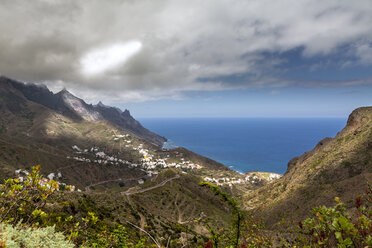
[287,184,372,247]
[0,165,59,226]
[0,223,74,248]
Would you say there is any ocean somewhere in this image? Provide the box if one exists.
[139,118,347,174]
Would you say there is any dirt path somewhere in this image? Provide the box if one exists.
[85,172,180,196]
[174,193,182,223]
[125,195,146,231]
[122,174,180,195]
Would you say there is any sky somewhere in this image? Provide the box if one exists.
[0,0,372,118]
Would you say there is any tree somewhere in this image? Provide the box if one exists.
[199,181,271,247]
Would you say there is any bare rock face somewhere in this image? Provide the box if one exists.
[346,107,371,129]
[59,89,103,121]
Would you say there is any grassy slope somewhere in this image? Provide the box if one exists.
[45,171,232,246]
[243,107,372,228]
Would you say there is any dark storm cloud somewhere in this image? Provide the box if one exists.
[1,0,372,103]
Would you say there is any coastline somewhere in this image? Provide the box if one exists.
[142,118,346,174]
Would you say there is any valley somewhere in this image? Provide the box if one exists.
[0,76,371,247]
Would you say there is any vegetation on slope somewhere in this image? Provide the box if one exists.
[244,107,372,228]
[0,166,233,247]
[0,166,370,247]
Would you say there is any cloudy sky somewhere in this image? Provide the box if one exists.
[1,0,372,117]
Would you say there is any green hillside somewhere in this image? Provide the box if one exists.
[244,107,372,228]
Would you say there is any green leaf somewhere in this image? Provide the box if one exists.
[335,231,342,241]
[342,238,353,246]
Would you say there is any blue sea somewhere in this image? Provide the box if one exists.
[139,118,347,174]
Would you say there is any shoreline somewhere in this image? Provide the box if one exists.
[162,141,283,176]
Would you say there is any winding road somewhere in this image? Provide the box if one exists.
[85,176,143,191]
[122,174,180,195]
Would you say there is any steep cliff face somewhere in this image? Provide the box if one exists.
[57,89,103,121]
[94,103,166,146]
[243,107,372,227]
[0,76,166,146]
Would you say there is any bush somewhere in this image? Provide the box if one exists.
[0,166,152,247]
[0,223,73,248]
[291,185,372,247]
[0,165,60,226]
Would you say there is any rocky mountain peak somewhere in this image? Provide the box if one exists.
[122,109,131,117]
[58,87,70,94]
[97,101,105,107]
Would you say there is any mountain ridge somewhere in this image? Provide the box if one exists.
[243,106,372,228]
[0,76,166,146]
[0,75,240,187]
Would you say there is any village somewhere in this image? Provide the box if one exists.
[13,132,282,191]
[65,132,283,188]
[65,133,204,184]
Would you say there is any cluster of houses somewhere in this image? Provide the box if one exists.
[268,173,282,180]
[14,169,80,192]
[203,176,243,186]
[112,134,133,148]
[141,152,203,171]
[245,173,282,184]
[112,135,204,172]
[67,142,203,182]
[163,158,203,170]
[68,145,139,168]
[204,172,282,187]
[112,134,130,141]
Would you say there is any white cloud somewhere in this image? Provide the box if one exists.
[80,41,142,76]
[0,0,372,103]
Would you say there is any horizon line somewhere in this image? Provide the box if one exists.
[136,116,348,119]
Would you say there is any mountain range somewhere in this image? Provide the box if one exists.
[0,75,371,246]
[0,76,238,185]
[0,76,166,146]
